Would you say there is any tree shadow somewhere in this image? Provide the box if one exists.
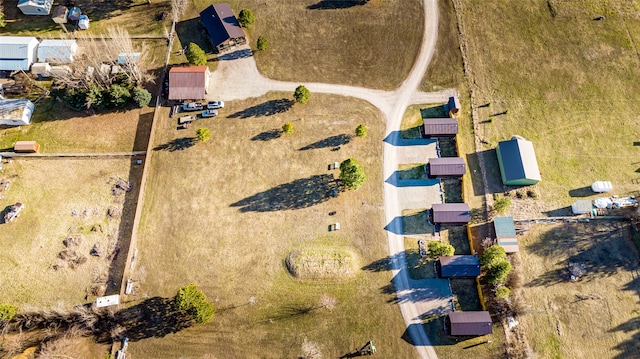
[153,137,196,152]
[308,0,370,10]
[299,134,352,151]
[175,17,214,54]
[251,129,282,141]
[609,316,640,359]
[568,186,593,197]
[230,174,339,212]
[261,303,318,323]
[228,99,294,119]
[383,131,438,146]
[465,150,503,197]
[542,206,572,217]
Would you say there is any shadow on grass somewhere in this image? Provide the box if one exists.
[175,18,213,54]
[216,48,253,61]
[569,186,593,197]
[308,0,369,10]
[543,206,572,217]
[153,137,196,151]
[609,310,640,358]
[261,303,318,323]
[299,134,352,150]
[385,171,439,187]
[525,222,637,287]
[228,98,294,119]
[383,131,437,146]
[420,105,447,119]
[251,129,282,141]
[466,150,503,197]
[230,174,339,212]
[384,211,433,235]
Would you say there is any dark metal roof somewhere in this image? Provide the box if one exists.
[429,157,466,176]
[439,255,480,277]
[168,66,208,100]
[448,311,493,336]
[423,118,458,136]
[200,4,246,48]
[497,137,541,183]
[432,203,471,224]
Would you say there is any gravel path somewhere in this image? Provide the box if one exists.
[207,1,455,357]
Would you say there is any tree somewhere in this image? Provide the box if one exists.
[133,87,152,108]
[427,241,455,259]
[480,245,507,268]
[186,43,207,66]
[355,124,367,138]
[257,35,269,51]
[109,84,131,108]
[0,11,6,28]
[294,85,311,104]
[282,122,294,134]
[0,303,18,320]
[486,260,512,285]
[339,158,366,190]
[495,286,511,299]
[238,8,255,28]
[494,196,511,215]
[196,127,211,142]
[175,284,215,324]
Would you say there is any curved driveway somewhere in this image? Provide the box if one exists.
[207,1,455,358]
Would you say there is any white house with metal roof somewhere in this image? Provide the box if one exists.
[37,39,78,63]
[17,0,54,15]
[0,37,39,71]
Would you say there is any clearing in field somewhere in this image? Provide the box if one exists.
[129,93,419,358]
[517,221,640,359]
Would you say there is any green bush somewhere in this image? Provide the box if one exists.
[257,35,269,51]
[0,304,18,320]
[196,127,211,142]
[427,241,455,259]
[480,245,507,268]
[294,85,311,104]
[282,122,294,134]
[0,11,6,28]
[486,259,512,285]
[186,43,207,66]
[339,158,366,190]
[175,284,215,324]
[355,124,367,138]
[493,196,511,215]
[495,286,511,299]
[109,84,131,108]
[238,8,255,27]
[133,87,152,108]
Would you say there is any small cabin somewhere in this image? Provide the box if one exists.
[52,5,68,23]
[14,141,40,153]
[428,157,466,177]
[494,216,518,253]
[423,118,458,138]
[432,203,471,224]
[438,255,481,278]
[447,311,493,336]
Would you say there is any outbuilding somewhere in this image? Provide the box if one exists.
[14,141,40,153]
[448,95,461,115]
[423,118,458,138]
[496,136,541,186]
[432,203,471,224]
[168,66,211,101]
[438,255,481,278]
[572,200,594,215]
[447,311,493,336]
[200,4,247,53]
[428,157,466,177]
[51,5,68,23]
[494,216,518,253]
[37,40,77,64]
[117,52,141,65]
[0,37,39,71]
[591,181,612,193]
[0,99,34,126]
[18,0,54,15]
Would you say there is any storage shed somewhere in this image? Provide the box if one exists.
[494,216,518,253]
[52,6,68,23]
[78,15,90,30]
[14,141,40,153]
[200,4,247,53]
[432,203,471,224]
[438,255,481,278]
[0,99,34,126]
[67,6,81,22]
[428,157,466,177]
[496,136,541,186]
[37,40,77,63]
[168,66,211,100]
[448,95,461,115]
[447,311,493,336]
[591,181,612,193]
[31,62,51,76]
[0,37,39,71]
[423,118,458,137]
[18,0,54,15]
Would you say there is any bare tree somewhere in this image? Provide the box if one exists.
[300,337,322,359]
[318,294,336,311]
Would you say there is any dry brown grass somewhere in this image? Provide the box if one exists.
[0,158,141,307]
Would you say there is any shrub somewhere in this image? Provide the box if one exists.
[133,87,152,108]
[0,303,18,320]
[294,85,311,104]
[527,188,539,199]
[186,43,207,66]
[238,8,255,27]
[257,35,269,51]
[339,158,366,190]
[495,286,511,299]
[427,241,455,259]
[109,84,131,108]
[494,196,511,215]
[0,11,6,28]
[196,127,211,142]
[175,284,215,324]
[86,83,108,110]
[480,245,507,268]
[282,122,294,134]
[355,124,367,138]
[486,260,512,285]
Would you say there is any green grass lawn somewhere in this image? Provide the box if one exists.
[128,93,419,358]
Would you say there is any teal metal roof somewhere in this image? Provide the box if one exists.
[494,216,516,238]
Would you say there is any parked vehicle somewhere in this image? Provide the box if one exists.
[207,100,224,110]
[4,202,24,223]
[178,115,195,124]
[182,102,203,112]
[201,109,218,118]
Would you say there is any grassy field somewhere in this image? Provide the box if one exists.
[128,93,420,358]
[458,0,640,210]
[518,221,640,359]
[0,158,141,307]
[182,0,423,90]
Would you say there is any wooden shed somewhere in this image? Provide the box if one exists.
[447,311,493,336]
[422,118,458,138]
[432,203,471,224]
[428,157,466,177]
[438,255,481,278]
[14,141,40,153]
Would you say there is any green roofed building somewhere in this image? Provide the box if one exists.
[494,216,518,253]
[496,136,541,186]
